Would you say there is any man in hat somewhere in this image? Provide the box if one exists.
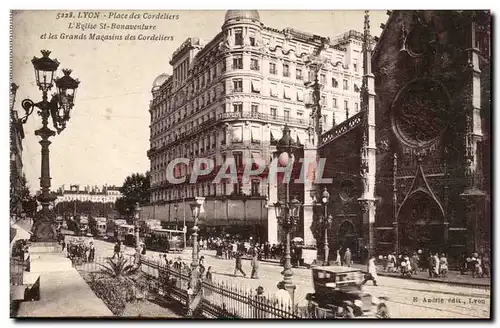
[254,286,267,318]
[343,248,352,267]
[251,250,260,279]
[233,251,246,277]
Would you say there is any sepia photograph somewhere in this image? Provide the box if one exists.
[9,9,491,319]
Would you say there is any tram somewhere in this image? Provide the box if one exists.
[145,228,185,253]
[95,217,107,238]
[118,224,136,246]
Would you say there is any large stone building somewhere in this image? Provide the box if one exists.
[317,10,491,264]
[54,184,122,204]
[10,83,25,218]
[144,10,365,242]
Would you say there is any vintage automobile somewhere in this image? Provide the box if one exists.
[305,266,390,319]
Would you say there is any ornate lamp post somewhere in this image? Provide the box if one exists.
[187,196,205,316]
[174,203,179,230]
[274,124,302,303]
[19,50,80,242]
[134,202,141,247]
[189,197,205,270]
[321,187,331,265]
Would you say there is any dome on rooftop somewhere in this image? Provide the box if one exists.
[152,73,169,90]
[224,10,260,23]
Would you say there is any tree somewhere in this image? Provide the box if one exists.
[13,174,38,218]
[115,172,150,216]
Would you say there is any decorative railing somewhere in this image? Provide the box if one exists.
[147,109,311,156]
[76,256,309,319]
[139,257,307,319]
[218,111,308,127]
[10,258,27,286]
[320,111,365,146]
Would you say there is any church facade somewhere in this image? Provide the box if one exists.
[318,10,491,265]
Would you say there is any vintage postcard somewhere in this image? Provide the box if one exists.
[10,9,491,319]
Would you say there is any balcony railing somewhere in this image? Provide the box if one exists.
[148,111,309,156]
[218,111,308,126]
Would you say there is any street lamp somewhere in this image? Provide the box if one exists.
[174,203,179,230]
[187,196,205,316]
[321,187,331,265]
[274,124,302,303]
[189,197,205,271]
[19,50,80,242]
[134,202,141,247]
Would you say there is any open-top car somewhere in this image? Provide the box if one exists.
[305,266,390,319]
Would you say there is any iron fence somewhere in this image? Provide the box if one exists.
[10,258,27,286]
[139,257,308,319]
[77,255,309,319]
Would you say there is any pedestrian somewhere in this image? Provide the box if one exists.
[254,286,267,319]
[274,282,292,309]
[141,243,147,255]
[460,253,469,275]
[362,255,378,286]
[61,239,66,252]
[401,256,411,277]
[251,251,260,279]
[205,266,213,283]
[439,253,448,278]
[233,252,247,277]
[199,255,206,273]
[264,242,270,260]
[335,249,342,266]
[472,253,483,278]
[387,253,395,272]
[427,253,434,278]
[343,248,352,267]
[232,241,238,259]
[411,252,419,275]
[482,253,490,278]
[88,242,95,262]
[432,253,440,278]
[112,241,121,259]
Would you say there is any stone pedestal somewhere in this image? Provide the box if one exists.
[28,242,72,273]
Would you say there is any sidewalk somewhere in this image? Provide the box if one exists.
[17,269,113,317]
[251,256,490,287]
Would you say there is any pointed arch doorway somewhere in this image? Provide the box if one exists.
[398,191,445,254]
[336,219,359,256]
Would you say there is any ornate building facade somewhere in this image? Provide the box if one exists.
[317,10,491,264]
[145,10,365,242]
[54,184,122,204]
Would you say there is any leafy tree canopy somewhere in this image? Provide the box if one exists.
[115,172,150,216]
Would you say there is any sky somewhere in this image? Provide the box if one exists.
[11,10,388,193]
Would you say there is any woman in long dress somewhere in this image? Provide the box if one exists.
[335,250,341,266]
[439,253,448,278]
[251,251,260,279]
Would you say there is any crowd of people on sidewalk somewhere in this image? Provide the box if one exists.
[375,250,490,279]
